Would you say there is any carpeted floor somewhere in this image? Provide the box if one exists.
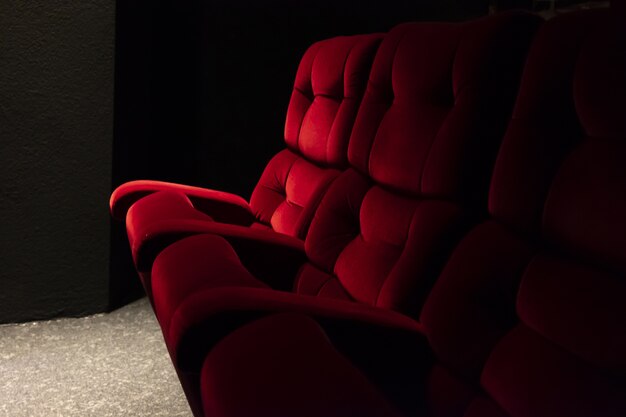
[0,298,192,416]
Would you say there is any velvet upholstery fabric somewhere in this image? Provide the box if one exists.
[247,34,383,238]
[151,13,540,339]
[110,34,382,271]
[109,7,626,417]
[111,34,381,302]
[200,313,404,417]
[197,8,624,417]
[419,9,626,417]
[146,12,541,417]
[133,219,306,298]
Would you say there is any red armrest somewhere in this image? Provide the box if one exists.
[110,180,254,224]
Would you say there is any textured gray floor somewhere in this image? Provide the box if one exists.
[0,298,192,417]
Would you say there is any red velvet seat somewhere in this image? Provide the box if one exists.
[109,34,382,294]
[148,12,541,416]
[198,8,626,417]
[419,9,626,416]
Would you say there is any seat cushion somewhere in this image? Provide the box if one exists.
[151,233,268,334]
[201,313,403,417]
[147,13,542,417]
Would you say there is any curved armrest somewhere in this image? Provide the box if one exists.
[110,180,254,224]
[133,219,305,277]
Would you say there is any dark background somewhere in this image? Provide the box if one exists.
[5,0,550,324]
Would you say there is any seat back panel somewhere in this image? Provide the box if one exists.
[303,13,541,315]
[251,34,382,238]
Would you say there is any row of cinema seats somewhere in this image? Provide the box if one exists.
[110,6,625,417]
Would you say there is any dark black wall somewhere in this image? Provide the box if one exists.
[0,1,115,323]
[110,0,491,308]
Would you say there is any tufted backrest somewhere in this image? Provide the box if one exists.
[420,9,626,417]
[249,35,382,239]
[349,16,538,203]
[298,13,541,317]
